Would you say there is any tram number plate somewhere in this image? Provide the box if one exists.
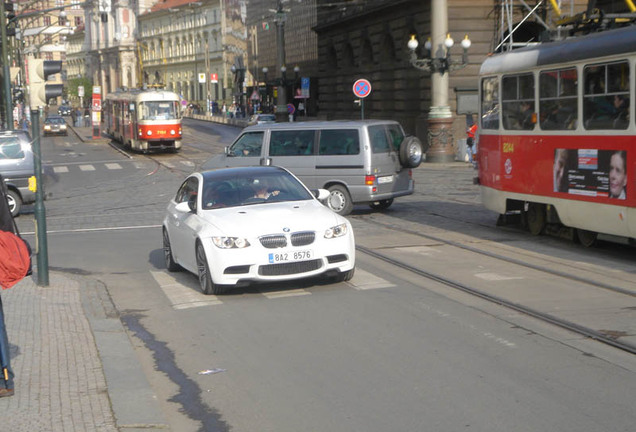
[268,250,313,263]
[378,175,393,184]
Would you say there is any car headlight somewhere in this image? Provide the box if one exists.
[324,223,348,239]
[44,125,51,130]
[212,237,251,249]
[60,125,67,129]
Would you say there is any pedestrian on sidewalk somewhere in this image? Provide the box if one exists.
[84,107,90,127]
[0,176,32,399]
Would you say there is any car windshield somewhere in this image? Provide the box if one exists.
[201,170,313,210]
[139,101,179,120]
[46,117,64,124]
[259,115,275,122]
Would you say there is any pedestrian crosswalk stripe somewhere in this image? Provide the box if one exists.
[181,161,195,167]
[53,166,69,173]
[105,163,122,170]
[262,289,311,299]
[79,164,96,171]
[150,271,223,309]
[348,268,395,290]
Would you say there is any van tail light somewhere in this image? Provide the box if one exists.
[409,169,413,178]
[365,175,376,186]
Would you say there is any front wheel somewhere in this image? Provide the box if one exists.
[196,242,224,295]
[326,185,353,216]
[6,189,22,217]
[163,229,181,272]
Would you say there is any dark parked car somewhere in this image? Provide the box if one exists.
[43,115,68,136]
[0,130,36,216]
[58,105,72,116]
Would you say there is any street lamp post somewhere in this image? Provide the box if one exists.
[407,0,470,162]
[230,61,245,117]
[274,0,288,122]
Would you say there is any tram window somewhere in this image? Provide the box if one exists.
[583,61,629,130]
[539,68,578,130]
[502,74,535,130]
[480,77,499,130]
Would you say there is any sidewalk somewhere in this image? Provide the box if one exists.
[0,272,169,432]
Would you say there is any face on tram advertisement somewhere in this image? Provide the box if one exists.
[553,148,627,199]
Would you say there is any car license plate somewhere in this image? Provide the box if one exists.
[268,250,313,263]
[378,175,393,184]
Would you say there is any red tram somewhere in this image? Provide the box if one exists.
[477,26,636,246]
[103,88,182,152]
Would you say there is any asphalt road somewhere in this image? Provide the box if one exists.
[15,120,636,432]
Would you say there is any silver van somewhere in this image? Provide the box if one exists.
[202,120,423,215]
[0,130,36,216]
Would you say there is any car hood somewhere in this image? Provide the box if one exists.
[200,200,345,236]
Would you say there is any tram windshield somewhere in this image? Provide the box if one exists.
[139,101,180,120]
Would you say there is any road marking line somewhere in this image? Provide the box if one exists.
[348,268,395,290]
[53,166,69,173]
[162,161,175,168]
[79,164,96,171]
[150,270,223,309]
[105,163,123,170]
[181,161,195,166]
[395,246,440,256]
[262,289,311,299]
[475,272,524,281]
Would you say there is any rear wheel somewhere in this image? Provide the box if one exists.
[525,203,545,236]
[369,198,393,210]
[575,229,598,248]
[196,242,224,295]
[326,185,353,216]
[6,189,22,217]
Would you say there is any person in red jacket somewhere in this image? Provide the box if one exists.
[466,121,478,166]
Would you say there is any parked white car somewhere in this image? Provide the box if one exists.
[162,166,356,294]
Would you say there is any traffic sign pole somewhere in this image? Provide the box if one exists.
[352,79,371,121]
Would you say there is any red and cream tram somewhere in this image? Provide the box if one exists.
[476,26,636,246]
[103,88,182,152]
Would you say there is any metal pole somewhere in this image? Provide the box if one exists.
[30,109,49,286]
[1,1,14,129]
[275,1,287,122]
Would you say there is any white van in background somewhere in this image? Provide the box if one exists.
[201,120,423,215]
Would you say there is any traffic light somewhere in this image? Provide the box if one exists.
[27,59,63,109]
[5,2,15,37]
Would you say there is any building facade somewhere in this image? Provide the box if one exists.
[137,0,248,112]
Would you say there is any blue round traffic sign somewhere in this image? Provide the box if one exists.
[353,79,372,98]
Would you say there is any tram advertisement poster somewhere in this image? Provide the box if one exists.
[553,149,627,199]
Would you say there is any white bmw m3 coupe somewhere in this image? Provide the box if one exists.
[163,166,355,294]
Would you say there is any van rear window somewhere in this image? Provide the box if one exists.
[0,138,25,160]
[318,130,360,155]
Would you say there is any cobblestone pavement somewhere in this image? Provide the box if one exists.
[0,274,117,431]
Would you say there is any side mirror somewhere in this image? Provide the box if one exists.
[175,201,192,213]
[313,189,330,201]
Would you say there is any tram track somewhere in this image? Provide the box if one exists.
[353,214,636,355]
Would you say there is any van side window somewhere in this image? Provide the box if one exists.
[229,132,264,157]
[270,130,315,156]
[0,137,25,160]
[386,125,405,152]
[368,125,391,153]
[318,129,360,155]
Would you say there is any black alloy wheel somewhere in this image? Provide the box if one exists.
[163,229,181,272]
[196,242,223,295]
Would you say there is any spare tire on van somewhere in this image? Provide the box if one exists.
[399,136,423,168]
